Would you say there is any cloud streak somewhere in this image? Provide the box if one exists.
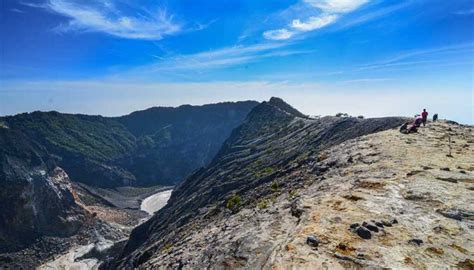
[28,0,182,40]
[452,9,474,15]
[291,14,338,31]
[263,29,294,40]
[263,0,369,40]
[357,42,474,71]
[132,43,314,73]
[305,0,368,13]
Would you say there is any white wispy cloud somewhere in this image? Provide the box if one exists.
[291,14,338,31]
[263,0,370,40]
[339,78,392,84]
[357,43,474,71]
[131,43,313,72]
[10,8,27,13]
[263,0,414,40]
[304,0,368,13]
[263,29,294,40]
[452,9,474,15]
[339,1,412,29]
[26,0,182,40]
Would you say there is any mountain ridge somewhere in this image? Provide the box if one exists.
[0,101,258,188]
[109,98,407,268]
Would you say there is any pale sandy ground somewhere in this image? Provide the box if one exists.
[141,189,173,215]
[38,243,102,270]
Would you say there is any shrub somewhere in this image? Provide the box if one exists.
[161,243,173,253]
[289,190,299,199]
[254,167,275,178]
[257,199,268,209]
[226,194,242,212]
[271,181,279,192]
[317,153,329,162]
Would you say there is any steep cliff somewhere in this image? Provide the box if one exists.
[0,128,87,252]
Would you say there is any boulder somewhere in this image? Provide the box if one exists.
[306,235,319,247]
[362,222,379,232]
[356,226,372,239]
[290,200,304,218]
[408,239,423,246]
[349,223,360,229]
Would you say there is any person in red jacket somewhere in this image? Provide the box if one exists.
[421,109,428,126]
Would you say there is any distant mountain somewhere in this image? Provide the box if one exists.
[0,101,258,188]
[115,101,258,187]
[111,98,405,268]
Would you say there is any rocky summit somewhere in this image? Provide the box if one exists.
[105,98,473,269]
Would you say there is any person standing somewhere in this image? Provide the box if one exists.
[421,109,429,126]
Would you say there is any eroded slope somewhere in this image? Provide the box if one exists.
[111,98,407,268]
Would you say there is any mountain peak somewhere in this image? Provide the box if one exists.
[266,97,307,118]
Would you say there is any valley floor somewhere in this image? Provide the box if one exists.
[38,188,173,270]
[0,185,171,269]
[143,121,473,269]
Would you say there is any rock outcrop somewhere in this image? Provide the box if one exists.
[109,98,408,268]
[0,128,87,252]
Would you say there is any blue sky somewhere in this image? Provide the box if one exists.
[1,0,473,123]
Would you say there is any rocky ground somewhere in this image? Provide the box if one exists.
[0,184,167,269]
[0,217,126,269]
[136,121,473,269]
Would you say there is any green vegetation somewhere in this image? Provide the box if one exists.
[161,243,173,253]
[270,181,279,192]
[270,195,278,204]
[289,190,299,199]
[257,199,269,209]
[4,112,135,161]
[226,194,242,212]
[254,167,276,178]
